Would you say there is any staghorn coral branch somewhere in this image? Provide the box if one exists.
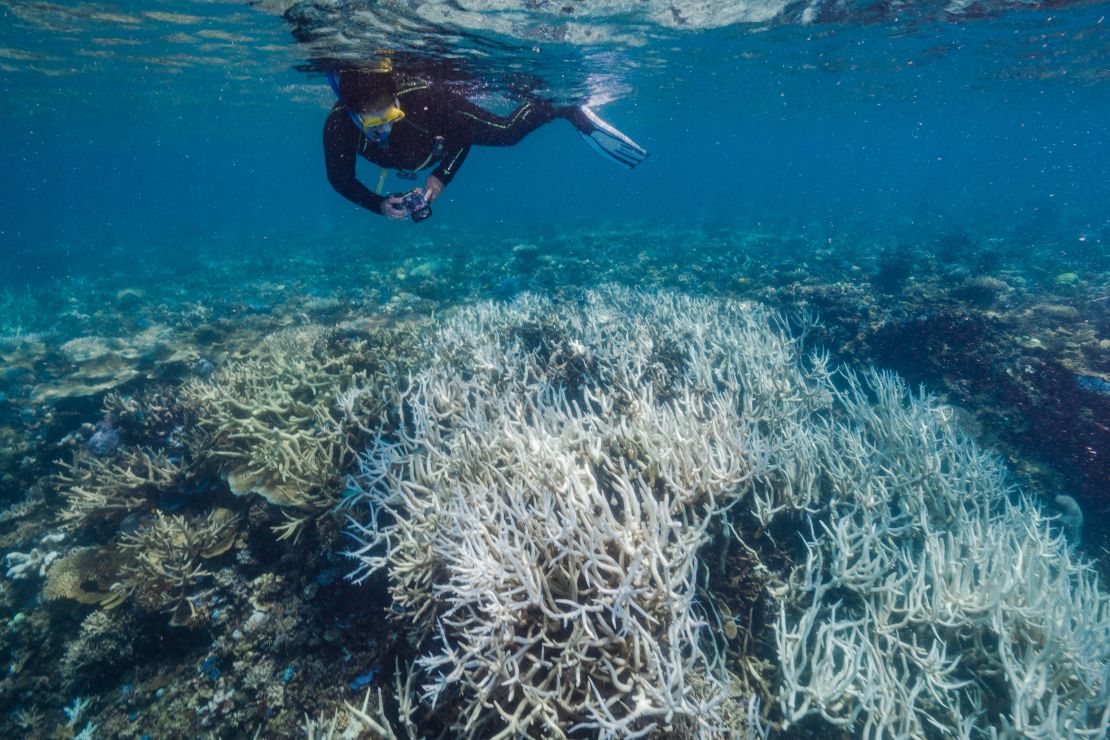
[337,287,1110,738]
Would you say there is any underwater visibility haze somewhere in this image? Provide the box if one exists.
[0,0,1109,737]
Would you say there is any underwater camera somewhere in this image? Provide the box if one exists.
[395,188,432,223]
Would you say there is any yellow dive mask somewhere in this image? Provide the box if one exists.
[351,104,404,133]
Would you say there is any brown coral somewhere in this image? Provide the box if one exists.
[61,609,137,687]
[183,324,422,517]
[43,546,129,606]
[55,447,183,530]
[115,508,240,627]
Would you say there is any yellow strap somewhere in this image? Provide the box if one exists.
[412,137,444,172]
[374,135,443,194]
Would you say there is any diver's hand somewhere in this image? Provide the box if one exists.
[381,195,407,219]
[423,175,445,204]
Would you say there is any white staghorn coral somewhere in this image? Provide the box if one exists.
[772,370,1110,738]
[341,286,1110,738]
[343,288,807,737]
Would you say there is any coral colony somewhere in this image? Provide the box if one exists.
[334,288,1109,736]
[2,286,1108,737]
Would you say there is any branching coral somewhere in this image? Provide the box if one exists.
[50,387,197,548]
[11,706,45,734]
[55,447,183,530]
[115,508,240,626]
[343,286,1110,738]
[183,324,423,525]
[769,370,1110,738]
[61,609,137,687]
[343,288,819,737]
[44,506,236,629]
[302,666,420,740]
[4,547,59,579]
[45,390,244,627]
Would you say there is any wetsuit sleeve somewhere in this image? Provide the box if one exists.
[432,142,470,186]
[323,107,386,215]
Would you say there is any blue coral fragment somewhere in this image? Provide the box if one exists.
[349,668,377,690]
[1075,374,1110,396]
[199,655,220,682]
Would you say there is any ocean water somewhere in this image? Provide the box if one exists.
[1,0,1109,736]
[3,1,1107,262]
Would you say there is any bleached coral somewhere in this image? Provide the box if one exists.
[771,371,1110,737]
[63,696,90,727]
[302,677,415,740]
[4,547,58,580]
[342,286,1110,738]
[343,288,821,737]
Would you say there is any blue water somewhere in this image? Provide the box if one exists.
[1,2,1109,736]
[1,1,1106,276]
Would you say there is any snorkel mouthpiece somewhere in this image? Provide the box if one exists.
[369,124,391,144]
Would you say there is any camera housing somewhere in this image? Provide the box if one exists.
[396,188,432,223]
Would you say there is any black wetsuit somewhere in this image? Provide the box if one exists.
[324,81,557,215]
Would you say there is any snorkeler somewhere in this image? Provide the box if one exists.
[323,65,648,221]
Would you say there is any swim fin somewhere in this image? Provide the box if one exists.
[569,105,648,169]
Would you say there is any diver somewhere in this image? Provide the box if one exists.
[323,65,648,221]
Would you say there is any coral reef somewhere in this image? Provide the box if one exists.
[183,324,422,520]
[754,236,1110,546]
[38,321,424,623]
[341,286,1110,737]
[114,509,240,626]
[0,223,1108,738]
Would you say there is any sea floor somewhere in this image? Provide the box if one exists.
[0,222,1107,736]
